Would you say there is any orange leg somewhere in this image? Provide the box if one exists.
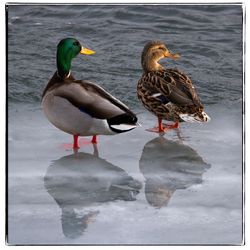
[61,135,98,150]
[91,135,97,144]
[146,118,180,133]
[174,122,179,129]
[73,134,80,149]
[146,117,165,133]
[158,118,165,132]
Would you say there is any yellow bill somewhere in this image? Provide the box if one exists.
[80,47,95,55]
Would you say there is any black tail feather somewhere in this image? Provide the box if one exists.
[107,113,138,133]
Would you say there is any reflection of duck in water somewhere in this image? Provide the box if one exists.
[139,136,210,208]
[44,152,142,239]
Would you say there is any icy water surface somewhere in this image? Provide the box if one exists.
[7,4,243,245]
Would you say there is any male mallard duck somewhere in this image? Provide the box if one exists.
[137,41,210,132]
[42,38,138,148]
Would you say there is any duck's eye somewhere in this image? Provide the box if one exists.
[73,41,80,46]
[159,46,165,51]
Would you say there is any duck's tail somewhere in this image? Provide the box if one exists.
[179,110,211,123]
[107,113,139,133]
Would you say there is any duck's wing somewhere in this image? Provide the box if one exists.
[53,80,136,120]
[141,69,202,107]
[164,69,201,105]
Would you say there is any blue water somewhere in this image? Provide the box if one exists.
[7,4,243,245]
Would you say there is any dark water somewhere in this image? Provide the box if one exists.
[8,4,243,108]
[7,4,243,245]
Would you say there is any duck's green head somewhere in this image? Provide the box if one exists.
[56,38,95,78]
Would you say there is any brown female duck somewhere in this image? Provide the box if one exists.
[137,41,210,132]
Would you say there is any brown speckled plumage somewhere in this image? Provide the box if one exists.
[137,41,210,123]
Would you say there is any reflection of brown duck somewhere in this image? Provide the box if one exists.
[139,136,210,208]
[44,152,142,239]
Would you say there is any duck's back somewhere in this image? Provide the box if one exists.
[137,68,210,122]
[139,68,202,106]
[158,68,201,105]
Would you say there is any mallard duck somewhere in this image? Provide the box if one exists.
[137,41,210,132]
[42,38,138,148]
